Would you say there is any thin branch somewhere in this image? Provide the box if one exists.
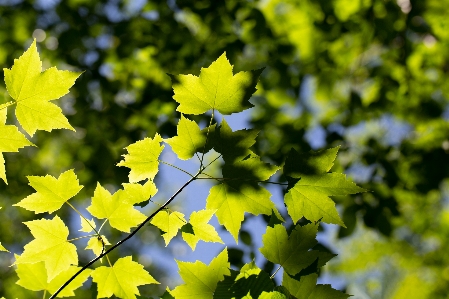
[49,175,198,299]
[270,265,282,279]
[199,109,215,170]
[159,160,195,177]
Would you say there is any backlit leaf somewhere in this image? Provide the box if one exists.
[165,115,215,160]
[284,173,365,226]
[14,169,83,214]
[151,210,186,246]
[260,223,319,276]
[182,209,223,250]
[15,258,91,297]
[172,53,262,115]
[91,256,159,299]
[14,216,78,281]
[117,133,164,183]
[79,216,96,233]
[282,272,350,299]
[85,235,111,257]
[3,40,81,136]
[0,106,34,184]
[87,182,154,233]
[171,248,230,299]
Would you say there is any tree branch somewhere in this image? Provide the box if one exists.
[49,175,198,298]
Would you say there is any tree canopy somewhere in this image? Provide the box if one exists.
[1,0,449,298]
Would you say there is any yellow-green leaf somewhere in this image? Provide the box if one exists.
[85,235,111,257]
[171,248,230,299]
[172,53,262,115]
[182,209,223,250]
[0,242,8,252]
[165,115,214,160]
[14,216,78,281]
[117,133,164,183]
[3,40,81,136]
[14,169,83,214]
[86,182,151,233]
[206,183,279,243]
[91,256,159,299]
[151,210,186,246]
[15,258,91,297]
[79,216,96,233]
[0,105,34,184]
[260,223,319,276]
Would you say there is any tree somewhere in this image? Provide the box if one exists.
[1,0,449,298]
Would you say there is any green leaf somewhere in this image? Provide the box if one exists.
[171,248,230,299]
[283,147,340,177]
[282,273,317,299]
[151,210,186,246]
[260,223,319,276]
[284,173,365,226]
[182,209,223,250]
[165,115,215,160]
[14,169,83,213]
[309,285,351,299]
[206,183,278,242]
[87,182,155,233]
[212,119,258,163]
[3,40,81,136]
[15,259,91,297]
[259,291,288,299]
[0,106,34,184]
[118,133,164,183]
[91,256,159,299]
[14,215,78,281]
[172,52,263,115]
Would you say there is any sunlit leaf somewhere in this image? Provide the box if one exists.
[14,169,83,214]
[172,53,262,115]
[171,248,230,299]
[14,216,78,281]
[91,256,159,299]
[182,209,223,250]
[151,210,186,246]
[3,40,81,136]
[117,133,164,183]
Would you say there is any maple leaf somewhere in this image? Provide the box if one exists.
[170,248,230,299]
[151,210,186,246]
[172,52,263,115]
[0,106,34,184]
[14,169,83,213]
[212,119,258,163]
[259,291,288,299]
[259,223,319,276]
[15,258,91,297]
[284,173,365,226]
[283,147,366,226]
[282,272,350,299]
[85,235,111,257]
[181,209,223,250]
[117,133,164,183]
[91,256,159,299]
[3,40,81,136]
[206,154,281,242]
[14,215,78,281]
[86,181,155,233]
[165,115,216,160]
[79,216,96,233]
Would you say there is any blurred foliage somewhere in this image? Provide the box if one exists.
[1,0,449,298]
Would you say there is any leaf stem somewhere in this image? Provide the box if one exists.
[199,109,215,171]
[49,174,198,299]
[66,202,101,236]
[159,160,195,177]
[270,265,282,279]
[68,235,96,242]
